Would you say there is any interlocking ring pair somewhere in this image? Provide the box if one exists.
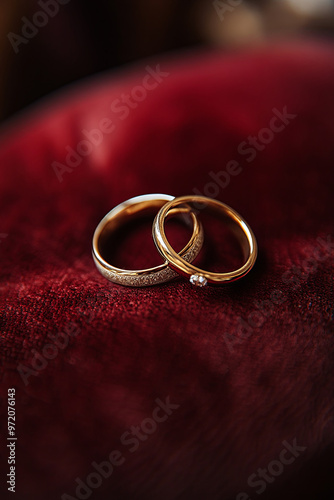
[92,194,257,287]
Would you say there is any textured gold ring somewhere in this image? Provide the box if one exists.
[92,194,204,287]
[153,195,257,287]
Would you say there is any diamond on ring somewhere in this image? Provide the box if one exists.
[190,274,208,287]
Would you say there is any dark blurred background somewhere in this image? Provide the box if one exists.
[1,0,334,122]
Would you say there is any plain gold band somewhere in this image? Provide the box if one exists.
[92,194,204,287]
[153,195,257,286]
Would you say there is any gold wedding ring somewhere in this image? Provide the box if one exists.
[92,194,204,287]
[153,195,257,287]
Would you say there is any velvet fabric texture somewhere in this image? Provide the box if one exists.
[0,42,334,500]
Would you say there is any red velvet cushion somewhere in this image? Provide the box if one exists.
[1,42,334,500]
